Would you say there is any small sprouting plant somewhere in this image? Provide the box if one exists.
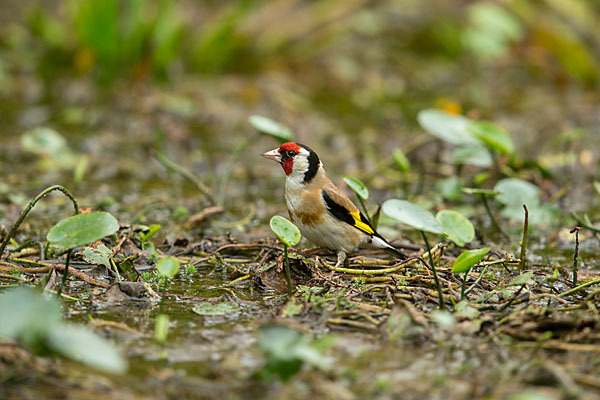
[154,256,180,343]
[47,210,120,294]
[382,199,446,309]
[382,199,477,309]
[141,270,163,285]
[352,276,367,289]
[137,224,161,258]
[269,216,301,295]
[182,264,198,277]
[452,248,490,300]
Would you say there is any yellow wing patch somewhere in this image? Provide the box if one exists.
[350,210,374,235]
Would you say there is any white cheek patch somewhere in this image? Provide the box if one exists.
[292,156,308,173]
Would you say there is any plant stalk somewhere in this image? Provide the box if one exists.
[283,244,292,295]
[571,226,581,286]
[559,277,600,298]
[0,185,79,257]
[357,196,371,223]
[519,205,529,271]
[58,249,73,296]
[154,151,215,204]
[109,258,122,282]
[420,231,444,310]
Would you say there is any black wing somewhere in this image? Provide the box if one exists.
[322,190,375,236]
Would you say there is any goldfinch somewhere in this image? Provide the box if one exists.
[262,142,407,268]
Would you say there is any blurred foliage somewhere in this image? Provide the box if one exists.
[0,0,594,88]
[257,325,332,382]
[0,287,127,373]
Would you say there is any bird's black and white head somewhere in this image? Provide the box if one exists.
[261,142,321,185]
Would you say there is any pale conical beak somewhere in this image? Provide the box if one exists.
[261,148,281,163]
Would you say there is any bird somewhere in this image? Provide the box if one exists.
[262,142,407,269]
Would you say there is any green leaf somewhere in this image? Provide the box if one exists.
[463,2,523,60]
[382,199,443,235]
[258,325,330,382]
[392,148,411,172]
[436,210,475,246]
[249,115,293,142]
[192,301,240,316]
[157,256,180,279]
[450,144,493,168]
[417,109,479,145]
[270,216,301,246]
[507,271,534,286]
[154,314,169,343]
[544,269,559,283]
[0,287,62,347]
[47,211,119,250]
[140,224,161,242]
[343,176,369,200]
[468,2,523,42]
[452,248,490,273]
[21,127,68,157]
[47,323,127,374]
[82,244,112,268]
[469,120,514,155]
[494,178,541,207]
[594,181,600,196]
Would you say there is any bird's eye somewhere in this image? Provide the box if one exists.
[286,150,296,157]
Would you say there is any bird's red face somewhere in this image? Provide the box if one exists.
[261,142,302,176]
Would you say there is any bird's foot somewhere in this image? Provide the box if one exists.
[333,251,347,270]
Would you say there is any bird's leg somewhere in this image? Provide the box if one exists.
[334,251,346,269]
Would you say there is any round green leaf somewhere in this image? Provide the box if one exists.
[468,120,514,155]
[452,247,490,274]
[249,115,293,142]
[417,109,479,145]
[450,144,493,168]
[343,177,369,200]
[21,127,68,157]
[436,210,475,247]
[47,211,119,249]
[382,199,443,234]
[494,178,540,206]
[157,256,180,279]
[270,216,301,246]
